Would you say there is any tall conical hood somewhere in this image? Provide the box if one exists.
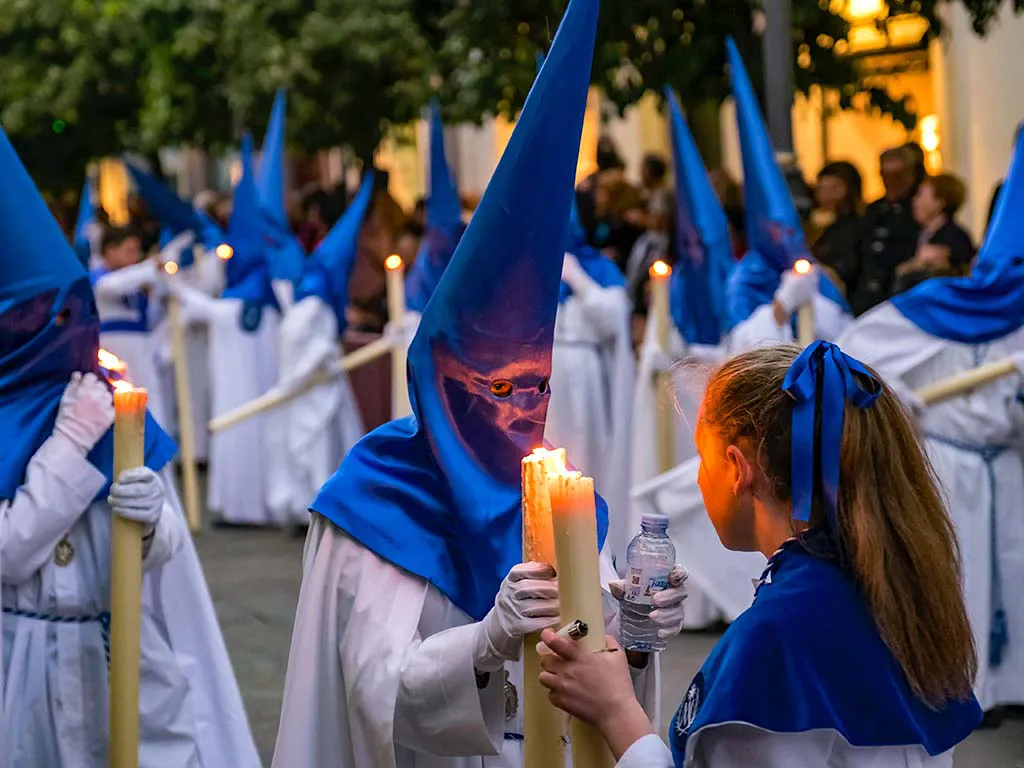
[222,133,277,316]
[665,87,734,344]
[124,160,205,265]
[0,124,175,500]
[296,172,375,335]
[73,177,95,267]
[979,129,1024,273]
[726,37,807,270]
[405,101,466,312]
[257,89,288,227]
[408,0,599,490]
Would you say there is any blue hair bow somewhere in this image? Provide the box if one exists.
[782,341,882,534]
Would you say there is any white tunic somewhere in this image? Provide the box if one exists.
[268,297,365,524]
[174,281,283,526]
[0,434,260,767]
[546,286,635,567]
[838,302,1024,710]
[93,261,170,430]
[726,293,852,353]
[616,728,954,767]
[273,515,658,768]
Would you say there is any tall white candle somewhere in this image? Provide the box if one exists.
[793,259,815,347]
[649,260,675,473]
[385,254,412,419]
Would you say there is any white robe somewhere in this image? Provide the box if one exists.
[174,281,282,526]
[0,433,259,767]
[93,261,170,430]
[268,297,365,524]
[838,302,1024,710]
[726,293,852,353]
[617,729,955,767]
[273,515,658,768]
[546,286,635,568]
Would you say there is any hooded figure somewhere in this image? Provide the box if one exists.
[266,173,375,526]
[629,88,757,631]
[0,124,259,767]
[404,101,466,315]
[272,2,687,765]
[722,38,851,351]
[545,194,635,567]
[170,133,284,526]
[838,128,1024,716]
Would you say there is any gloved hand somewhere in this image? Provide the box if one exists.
[108,467,165,529]
[773,267,819,313]
[561,252,598,298]
[642,343,674,376]
[473,562,560,671]
[55,372,115,454]
[609,564,689,641]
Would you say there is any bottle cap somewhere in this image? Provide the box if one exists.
[640,513,669,531]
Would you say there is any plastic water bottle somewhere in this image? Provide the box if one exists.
[620,513,676,652]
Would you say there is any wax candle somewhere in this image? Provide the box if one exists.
[648,260,675,472]
[548,459,613,767]
[110,386,148,768]
[649,260,671,351]
[793,258,815,347]
[166,294,201,533]
[521,448,568,766]
[385,254,411,419]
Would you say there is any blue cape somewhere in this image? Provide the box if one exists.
[669,537,981,764]
[89,267,150,334]
[560,244,625,303]
[405,222,466,313]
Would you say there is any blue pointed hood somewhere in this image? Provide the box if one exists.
[561,192,624,303]
[296,172,375,335]
[124,160,206,267]
[665,87,734,344]
[74,178,95,267]
[255,89,304,285]
[405,102,466,313]
[892,129,1024,343]
[222,133,279,324]
[724,38,846,331]
[310,0,607,622]
[0,124,174,500]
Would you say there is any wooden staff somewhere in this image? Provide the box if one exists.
[385,254,412,419]
[649,260,675,473]
[110,386,148,768]
[917,357,1021,406]
[521,449,569,766]
[207,334,393,432]
[547,457,613,768]
[164,276,201,533]
[793,259,815,347]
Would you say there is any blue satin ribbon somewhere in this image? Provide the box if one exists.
[782,341,882,533]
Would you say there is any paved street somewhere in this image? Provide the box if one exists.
[194,526,1024,767]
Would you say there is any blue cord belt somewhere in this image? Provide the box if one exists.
[2,606,111,664]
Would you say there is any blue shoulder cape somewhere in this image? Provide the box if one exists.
[560,244,625,303]
[669,538,981,764]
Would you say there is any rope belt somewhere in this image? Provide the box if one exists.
[925,432,1010,667]
[2,606,111,664]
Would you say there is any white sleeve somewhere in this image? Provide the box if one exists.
[92,260,159,300]
[393,621,505,755]
[616,734,673,768]
[140,471,187,571]
[0,434,107,584]
[812,294,852,342]
[728,304,791,352]
[170,279,219,325]
[576,286,633,342]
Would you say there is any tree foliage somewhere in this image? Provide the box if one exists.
[0,0,1018,193]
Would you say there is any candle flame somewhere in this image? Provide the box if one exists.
[98,348,127,373]
[385,254,403,272]
[98,348,136,391]
[111,379,135,393]
[649,260,671,278]
[216,243,234,261]
[793,258,813,275]
[527,446,579,479]
[163,262,179,276]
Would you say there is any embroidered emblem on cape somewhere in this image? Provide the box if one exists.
[504,670,519,721]
[676,671,703,736]
[54,535,75,567]
[240,300,263,332]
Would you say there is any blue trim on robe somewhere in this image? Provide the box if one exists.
[668,536,981,765]
[89,267,151,335]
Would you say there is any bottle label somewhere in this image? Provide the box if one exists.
[625,566,669,606]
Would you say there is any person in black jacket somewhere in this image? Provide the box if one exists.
[811,161,863,294]
[845,146,920,315]
[893,173,974,294]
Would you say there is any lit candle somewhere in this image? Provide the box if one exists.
[110,385,148,768]
[165,291,201,533]
[793,258,815,347]
[385,254,411,418]
[215,243,234,261]
[546,451,613,767]
[648,260,675,472]
[521,448,568,766]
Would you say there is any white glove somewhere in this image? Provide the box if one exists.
[1011,352,1024,376]
[473,562,560,671]
[108,467,165,529]
[774,267,819,313]
[609,564,689,641]
[157,231,196,266]
[54,372,115,453]
[642,342,674,375]
[561,252,598,298]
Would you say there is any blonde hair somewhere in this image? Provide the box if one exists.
[699,344,977,707]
